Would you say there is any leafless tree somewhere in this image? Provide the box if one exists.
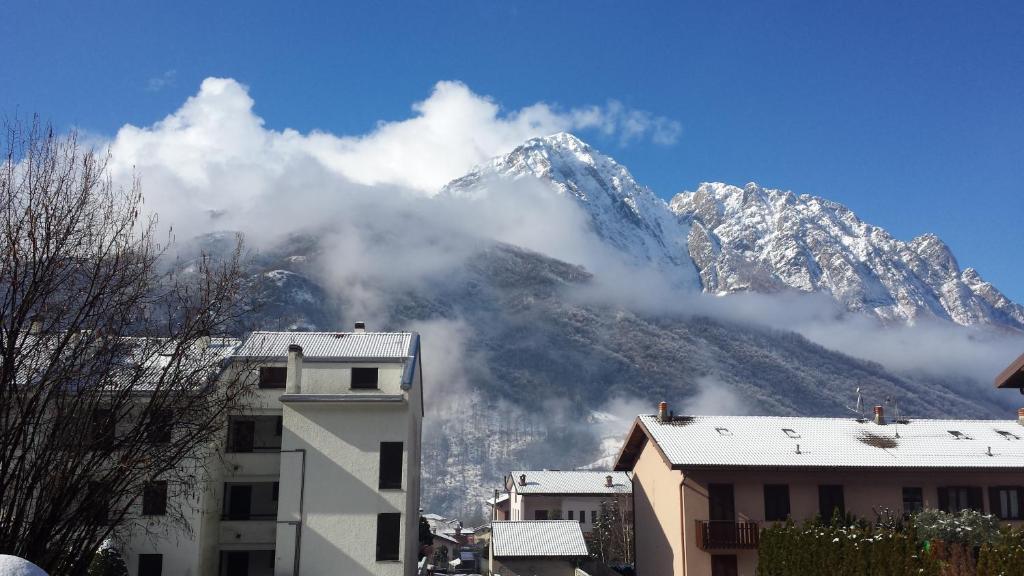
[590,496,634,565]
[0,118,256,574]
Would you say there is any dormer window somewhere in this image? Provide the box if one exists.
[352,367,379,390]
[782,428,801,439]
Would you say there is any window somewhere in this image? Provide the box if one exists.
[142,481,168,516]
[379,442,404,489]
[138,554,163,576]
[376,513,401,561]
[226,416,281,452]
[579,510,585,524]
[902,487,924,516]
[146,410,172,444]
[86,481,111,525]
[711,554,738,576]
[989,487,1023,520]
[567,510,574,520]
[708,484,736,522]
[259,366,287,389]
[90,409,115,450]
[764,484,790,521]
[591,510,597,524]
[352,367,379,389]
[272,482,279,502]
[818,485,845,520]
[938,486,983,513]
[534,509,549,520]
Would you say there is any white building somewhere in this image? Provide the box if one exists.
[503,470,632,535]
[122,325,424,576]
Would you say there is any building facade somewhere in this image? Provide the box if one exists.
[503,470,632,536]
[121,326,424,576]
[615,403,1024,576]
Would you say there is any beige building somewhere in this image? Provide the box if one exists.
[122,326,424,576]
[614,402,1024,576]
[503,470,632,535]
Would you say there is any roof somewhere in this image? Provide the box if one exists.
[508,470,632,495]
[234,331,414,360]
[615,414,1024,471]
[490,521,588,558]
[995,352,1024,389]
[433,532,459,545]
[486,494,510,506]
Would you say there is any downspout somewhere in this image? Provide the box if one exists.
[278,448,306,575]
[679,474,687,576]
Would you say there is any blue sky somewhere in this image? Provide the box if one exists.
[2,1,1023,299]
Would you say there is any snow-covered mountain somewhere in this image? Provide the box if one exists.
[446,132,1022,330]
[671,182,1024,329]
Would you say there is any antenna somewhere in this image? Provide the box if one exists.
[846,387,865,418]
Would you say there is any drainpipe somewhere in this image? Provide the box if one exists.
[679,474,688,576]
[277,448,306,575]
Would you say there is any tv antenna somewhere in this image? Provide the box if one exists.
[846,387,865,418]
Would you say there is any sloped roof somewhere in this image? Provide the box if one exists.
[615,414,1024,471]
[509,470,632,495]
[996,352,1024,389]
[234,331,413,360]
[491,521,588,558]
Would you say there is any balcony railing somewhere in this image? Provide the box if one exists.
[695,520,760,550]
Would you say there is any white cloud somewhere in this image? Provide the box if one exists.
[146,70,176,92]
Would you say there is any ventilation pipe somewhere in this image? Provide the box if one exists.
[354,321,366,333]
[873,405,885,425]
[658,401,669,423]
[286,344,303,394]
[519,473,527,486]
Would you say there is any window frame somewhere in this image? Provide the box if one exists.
[763,484,790,521]
[142,480,168,516]
[378,442,404,490]
[375,512,402,562]
[351,367,380,390]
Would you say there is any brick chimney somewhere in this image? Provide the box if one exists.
[873,405,885,425]
[519,473,527,486]
[605,475,613,488]
[354,321,366,333]
[1018,408,1024,427]
[286,344,303,394]
[658,401,669,423]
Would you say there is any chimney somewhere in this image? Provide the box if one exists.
[605,475,613,488]
[873,405,885,425]
[658,401,669,423]
[1018,408,1024,427]
[519,473,527,486]
[286,344,303,394]
[29,315,43,335]
[197,329,211,351]
[354,321,366,333]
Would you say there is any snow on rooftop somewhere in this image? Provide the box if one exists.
[234,331,413,360]
[509,470,632,494]
[491,521,589,558]
[634,414,1024,469]
[0,556,48,576]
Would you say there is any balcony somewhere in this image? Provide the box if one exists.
[695,520,760,551]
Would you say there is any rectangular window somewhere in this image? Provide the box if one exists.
[146,410,173,444]
[591,510,597,524]
[708,484,736,521]
[818,485,845,521]
[902,487,924,516]
[938,486,983,513]
[90,409,115,450]
[226,416,282,452]
[711,554,738,576]
[275,416,283,437]
[379,442,404,489]
[579,510,585,524]
[138,554,163,576]
[989,487,1023,520]
[142,481,168,516]
[567,510,574,520]
[376,513,401,561]
[86,481,111,525]
[352,367,379,389]
[259,366,287,389]
[534,509,549,520]
[272,482,279,502]
[764,484,790,521]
